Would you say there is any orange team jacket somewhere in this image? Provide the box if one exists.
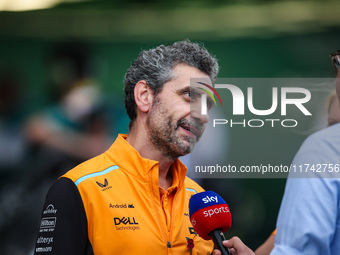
[61,134,214,254]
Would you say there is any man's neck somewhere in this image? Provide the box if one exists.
[126,124,174,190]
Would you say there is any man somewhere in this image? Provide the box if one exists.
[34,40,223,254]
[270,51,340,255]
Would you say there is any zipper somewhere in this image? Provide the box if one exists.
[148,170,169,250]
[168,187,179,253]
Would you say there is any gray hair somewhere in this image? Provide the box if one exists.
[124,40,219,129]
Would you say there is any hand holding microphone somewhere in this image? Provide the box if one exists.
[189,191,254,255]
[213,237,255,255]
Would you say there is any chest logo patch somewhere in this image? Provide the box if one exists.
[96,178,112,191]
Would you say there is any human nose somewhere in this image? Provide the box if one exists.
[190,101,209,124]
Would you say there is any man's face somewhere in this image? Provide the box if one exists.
[146,64,212,160]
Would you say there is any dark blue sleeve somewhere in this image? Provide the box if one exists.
[34,177,94,255]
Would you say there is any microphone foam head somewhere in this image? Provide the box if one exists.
[189,191,232,240]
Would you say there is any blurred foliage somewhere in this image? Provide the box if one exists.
[1,0,340,42]
[48,0,340,11]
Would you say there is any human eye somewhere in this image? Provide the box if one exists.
[183,89,194,102]
[184,91,191,98]
[179,87,199,102]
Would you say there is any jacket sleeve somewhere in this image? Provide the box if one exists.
[34,177,94,255]
[270,131,340,255]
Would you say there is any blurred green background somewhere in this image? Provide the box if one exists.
[1,0,340,254]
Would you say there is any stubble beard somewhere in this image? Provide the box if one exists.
[146,97,201,161]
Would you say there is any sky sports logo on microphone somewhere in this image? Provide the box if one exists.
[202,195,218,204]
[189,78,330,129]
[201,195,229,217]
[189,191,232,241]
[203,205,230,218]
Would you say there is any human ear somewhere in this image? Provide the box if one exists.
[134,80,153,113]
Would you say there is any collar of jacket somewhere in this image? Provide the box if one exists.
[105,134,188,190]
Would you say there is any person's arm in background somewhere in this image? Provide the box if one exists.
[254,230,276,255]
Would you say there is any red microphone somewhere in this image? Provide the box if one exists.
[189,191,232,255]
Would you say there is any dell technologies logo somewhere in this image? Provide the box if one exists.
[114,217,140,231]
[114,217,139,225]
